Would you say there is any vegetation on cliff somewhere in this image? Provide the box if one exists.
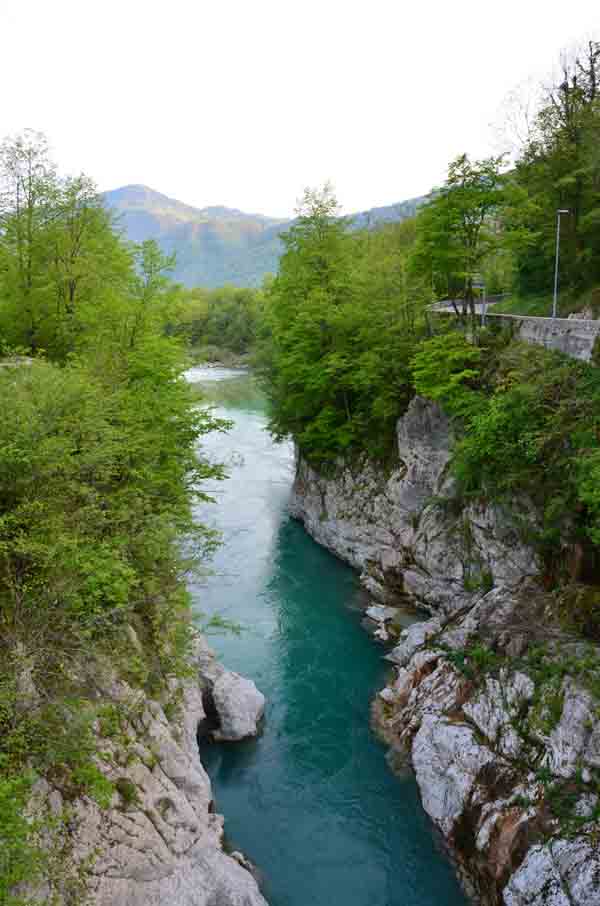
[258,41,600,605]
[413,332,600,597]
[257,186,428,463]
[0,133,224,901]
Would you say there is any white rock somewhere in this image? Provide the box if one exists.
[387,618,442,667]
[542,682,594,779]
[504,840,600,906]
[463,672,532,760]
[412,716,497,836]
[23,640,268,906]
[212,671,265,742]
[379,686,396,703]
[290,396,540,615]
[366,604,400,623]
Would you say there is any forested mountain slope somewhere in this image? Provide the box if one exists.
[103,184,423,287]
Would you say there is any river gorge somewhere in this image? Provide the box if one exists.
[186,366,467,906]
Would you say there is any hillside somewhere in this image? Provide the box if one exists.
[103,185,289,288]
[103,185,424,288]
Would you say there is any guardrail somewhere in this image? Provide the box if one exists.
[428,300,600,363]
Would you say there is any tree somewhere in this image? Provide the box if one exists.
[0,132,133,358]
[126,239,176,349]
[258,186,422,463]
[505,41,600,296]
[0,134,230,899]
[410,331,483,418]
[411,154,506,319]
[0,131,58,350]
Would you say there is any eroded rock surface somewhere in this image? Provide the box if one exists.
[374,587,600,905]
[27,635,268,906]
[290,396,540,614]
[290,400,600,904]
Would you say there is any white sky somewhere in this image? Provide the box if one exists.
[1,1,598,217]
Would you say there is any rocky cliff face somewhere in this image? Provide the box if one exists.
[376,588,600,906]
[290,396,540,613]
[26,634,268,906]
[290,397,600,905]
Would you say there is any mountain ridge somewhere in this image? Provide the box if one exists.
[103,184,425,288]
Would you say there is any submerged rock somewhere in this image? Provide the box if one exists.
[364,604,407,643]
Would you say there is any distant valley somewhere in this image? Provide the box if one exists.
[103,184,423,288]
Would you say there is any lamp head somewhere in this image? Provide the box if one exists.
[557,209,570,214]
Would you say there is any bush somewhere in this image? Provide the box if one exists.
[411,331,484,419]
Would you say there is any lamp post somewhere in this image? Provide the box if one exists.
[552,209,570,318]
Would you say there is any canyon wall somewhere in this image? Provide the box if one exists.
[23,634,268,906]
[290,396,600,906]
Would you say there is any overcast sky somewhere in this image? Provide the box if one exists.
[1,1,598,217]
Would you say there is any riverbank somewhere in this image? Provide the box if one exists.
[19,631,268,906]
[189,345,251,369]
[187,367,468,906]
[290,395,600,906]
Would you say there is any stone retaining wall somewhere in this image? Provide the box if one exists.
[486,312,600,362]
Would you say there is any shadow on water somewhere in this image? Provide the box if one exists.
[189,369,467,906]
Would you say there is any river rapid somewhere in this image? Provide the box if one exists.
[186,366,467,906]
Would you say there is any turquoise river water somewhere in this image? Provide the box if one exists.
[186,366,467,906]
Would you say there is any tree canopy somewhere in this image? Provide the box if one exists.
[0,132,226,898]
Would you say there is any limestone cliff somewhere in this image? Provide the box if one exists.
[24,634,268,906]
[290,396,540,612]
[376,588,600,906]
[290,397,600,905]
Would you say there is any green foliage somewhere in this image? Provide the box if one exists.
[0,133,227,898]
[170,284,263,358]
[504,43,600,298]
[577,453,600,546]
[258,186,427,464]
[407,44,600,311]
[410,332,484,418]
[0,355,224,659]
[414,338,600,583]
[0,772,44,904]
[532,758,600,837]
[444,643,503,681]
[410,153,506,311]
[0,132,133,360]
[463,568,494,594]
[115,778,139,808]
[558,585,600,645]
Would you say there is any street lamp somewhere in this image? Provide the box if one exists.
[552,209,570,318]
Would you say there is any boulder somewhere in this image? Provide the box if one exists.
[212,671,265,742]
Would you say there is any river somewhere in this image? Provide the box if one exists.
[186,366,467,906]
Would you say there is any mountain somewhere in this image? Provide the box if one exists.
[103,185,425,288]
[351,196,424,229]
[103,185,290,288]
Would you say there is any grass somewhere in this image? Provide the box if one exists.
[492,286,600,319]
